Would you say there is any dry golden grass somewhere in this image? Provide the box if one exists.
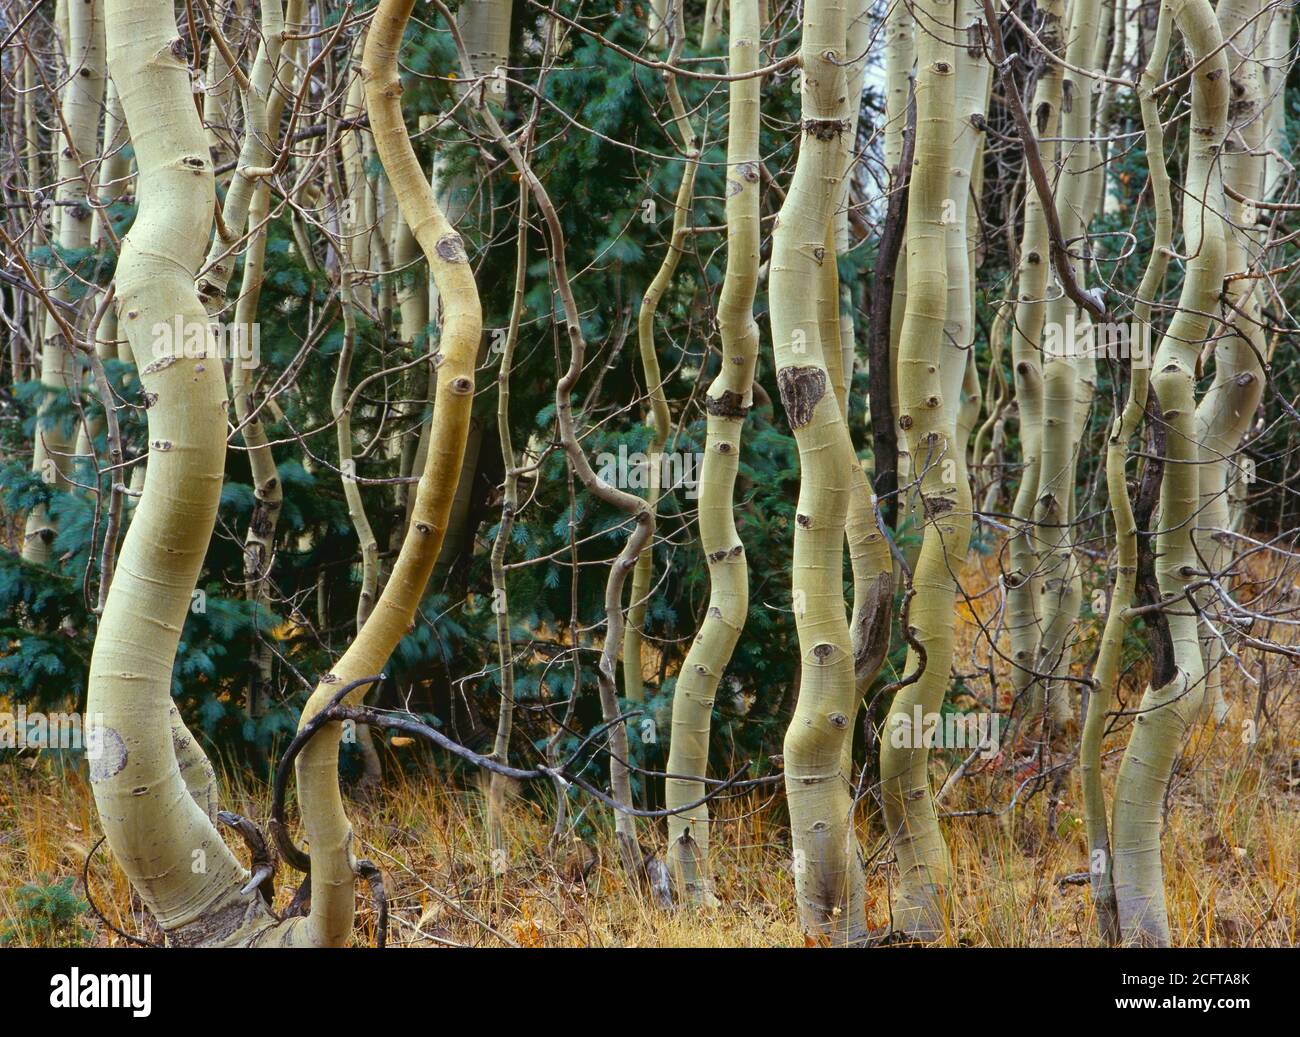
[2,546,1296,947]
[1,697,1294,947]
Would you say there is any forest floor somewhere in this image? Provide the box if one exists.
[2,550,1298,947]
[3,695,1296,947]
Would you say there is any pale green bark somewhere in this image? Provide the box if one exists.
[1005,0,1064,730]
[624,0,699,708]
[1193,0,1266,723]
[88,0,285,946]
[24,0,106,562]
[1034,0,1103,736]
[879,0,960,940]
[1082,0,1173,944]
[1111,0,1228,946]
[772,0,866,943]
[665,0,761,906]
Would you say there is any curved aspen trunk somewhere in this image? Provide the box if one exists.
[486,180,529,852]
[1111,0,1228,946]
[665,0,761,906]
[1082,0,1173,944]
[24,0,106,562]
[878,0,959,941]
[772,0,867,944]
[1033,0,1103,736]
[85,0,480,949]
[425,0,512,577]
[834,0,894,706]
[1005,0,1064,733]
[87,0,283,946]
[264,0,483,944]
[1192,0,1265,723]
[624,0,698,708]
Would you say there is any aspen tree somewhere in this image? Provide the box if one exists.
[1081,0,1173,943]
[1033,0,1104,735]
[1261,2,1292,199]
[202,0,239,171]
[196,0,293,313]
[945,0,990,519]
[624,0,698,708]
[423,0,512,579]
[664,0,761,905]
[486,178,528,852]
[702,0,725,50]
[822,0,869,438]
[1111,0,1228,946]
[621,0,696,706]
[81,0,482,947]
[771,0,869,943]
[879,0,960,940]
[90,80,129,264]
[324,132,386,789]
[833,0,894,698]
[264,0,485,942]
[1193,0,1266,723]
[23,0,106,563]
[87,0,289,944]
[1005,0,1065,729]
[210,0,299,721]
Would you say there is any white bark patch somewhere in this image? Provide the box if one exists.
[89,725,128,782]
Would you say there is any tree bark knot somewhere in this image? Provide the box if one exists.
[705,388,750,418]
[803,118,848,141]
[435,234,468,263]
[777,366,827,429]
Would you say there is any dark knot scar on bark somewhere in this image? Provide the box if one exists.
[922,494,956,518]
[705,388,750,418]
[811,642,838,662]
[435,234,468,263]
[1035,101,1052,134]
[853,572,893,678]
[803,118,849,141]
[777,366,828,429]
